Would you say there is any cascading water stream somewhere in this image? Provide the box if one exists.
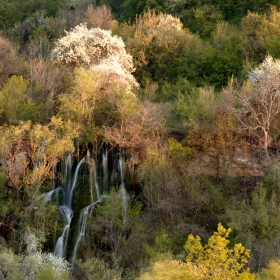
[68,157,86,208]
[54,206,73,258]
[35,187,63,233]
[103,149,108,192]
[54,155,85,258]
[94,165,101,201]
[119,157,128,222]
[87,151,101,202]
[42,187,62,206]
[71,154,102,262]
[89,164,95,203]
[71,200,100,262]
[62,154,72,206]
[48,149,129,261]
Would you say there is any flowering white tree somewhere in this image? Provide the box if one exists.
[51,24,149,148]
[0,230,69,280]
[51,23,138,89]
[231,55,280,156]
[20,230,70,280]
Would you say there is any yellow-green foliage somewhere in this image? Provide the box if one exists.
[37,265,69,280]
[257,259,280,279]
[77,258,121,280]
[58,67,99,125]
[173,86,217,131]
[0,247,20,279]
[184,223,253,279]
[0,76,28,123]
[0,117,79,198]
[168,138,192,159]
[138,255,189,280]
[144,230,172,260]
[127,10,188,67]
[58,66,132,142]
[240,7,280,61]
[0,75,41,124]
[226,183,280,270]
[125,10,192,84]
[138,223,255,280]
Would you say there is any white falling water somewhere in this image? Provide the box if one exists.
[87,152,101,202]
[62,153,72,206]
[54,155,85,258]
[71,153,102,262]
[54,206,73,258]
[51,150,128,260]
[36,187,62,212]
[89,164,95,203]
[86,150,94,203]
[119,157,128,222]
[71,199,100,262]
[36,187,62,233]
[94,162,101,201]
[103,149,108,192]
[68,157,86,208]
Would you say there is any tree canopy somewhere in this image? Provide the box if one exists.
[1,2,280,280]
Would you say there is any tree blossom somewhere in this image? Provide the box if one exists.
[229,55,280,156]
[20,230,70,279]
[51,23,138,90]
[91,56,139,90]
[248,54,280,93]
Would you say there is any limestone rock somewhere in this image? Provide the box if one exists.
[189,146,264,178]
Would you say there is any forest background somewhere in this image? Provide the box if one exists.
[2,0,280,279]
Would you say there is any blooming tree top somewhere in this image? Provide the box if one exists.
[248,54,280,94]
[51,23,133,69]
[51,23,138,89]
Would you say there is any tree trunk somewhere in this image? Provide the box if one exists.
[263,130,270,159]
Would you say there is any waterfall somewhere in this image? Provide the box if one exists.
[89,162,95,203]
[71,153,102,262]
[86,151,101,202]
[71,200,100,262]
[62,153,72,206]
[37,187,62,211]
[103,149,108,192]
[86,150,94,203]
[54,155,85,258]
[94,162,101,201]
[119,157,128,222]
[68,157,86,208]
[49,149,129,260]
[36,187,62,234]
[54,206,73,258]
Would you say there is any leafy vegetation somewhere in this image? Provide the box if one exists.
[138,223,254,279]
[1,1,280,279]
